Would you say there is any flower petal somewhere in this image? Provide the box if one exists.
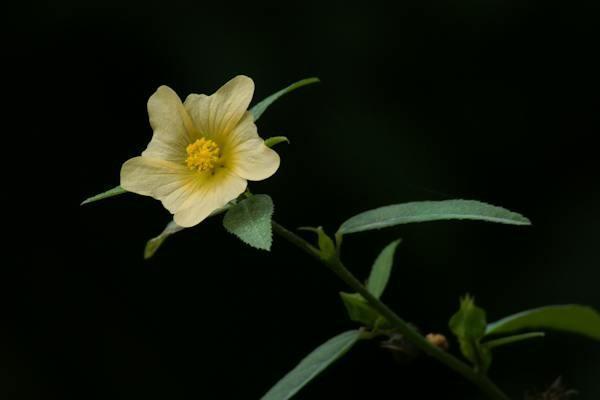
[183,75,254,141]
[120,156,198,213]
[143,86,196,162]
[174,170,247,227]
[225,111,260,146]
[229,137,281,181]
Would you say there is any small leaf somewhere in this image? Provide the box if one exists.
[223,194,274,250]
[338,200,531,235]
[449,295,488,369]
[251,77,320,121]
[265,136,290,148]
[339,292,383,328]
[144,220,186,259]
[485,305,600,341]
[81,185,127,205]
[261,330,362,400]
[143,204,234,259]
[450,295,487,339]
[299,226,337,261]
[482,332,545,350]
[366,239,401,299]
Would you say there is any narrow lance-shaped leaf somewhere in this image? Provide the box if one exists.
[485,305,600,341]
[366,239,401,299]
[143,203,233,259]
[482,332,545,350]
[223,194,274,251]
[251,77,320,121]
[338,199,531,235]
[261,330,362,400]
[81,185,127,205]
[144,221,186,259]
[264,136,290,148]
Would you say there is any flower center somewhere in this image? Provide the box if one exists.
[186,138,220,172]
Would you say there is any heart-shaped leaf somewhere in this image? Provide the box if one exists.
[223,194,274,250]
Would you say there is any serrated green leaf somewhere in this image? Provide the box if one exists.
[265,136,290,148]
[251,77,320,121]
[366,239,401,299]
[338,200,531,235]
[450,295,487,339]
[449,295,489,369]
[144,220,186,259]
[223,194,274,250]
[485,305,600,341]
[482,332,545,350]
[81,185,127,205]
[261,330,362,400]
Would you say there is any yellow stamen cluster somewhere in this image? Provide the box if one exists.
[186,138,220,172]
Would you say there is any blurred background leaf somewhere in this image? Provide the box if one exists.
[486,305,600,341]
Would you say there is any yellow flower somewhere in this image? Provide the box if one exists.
[120,76,280,227]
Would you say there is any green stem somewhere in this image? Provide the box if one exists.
[271,221,511,400]
[483,332,545,350]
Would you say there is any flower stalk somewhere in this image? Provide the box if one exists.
[271,221,511,400]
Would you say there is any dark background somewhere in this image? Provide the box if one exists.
[3,1,599,399]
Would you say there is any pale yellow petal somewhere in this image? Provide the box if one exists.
[228,137,281,181]
[143,86,196,162]
[120,156,198,213]
[226,111,260,146]
[174,170,247,227]
[183,75,254,141]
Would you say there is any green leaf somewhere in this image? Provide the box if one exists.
[337,200,531,235]
[265,136,290,148]
[261,330,362,400]
[81,185,127,205]
[482,332,545,350]
[449,295,489,370]
[339,292,383,328]
[366,239,401,299]
[143,203,234,259]
[298,226,337,261]
[144,220,186,259]
[223,194,274,251]
[251,77,320,121]
[450,295,487,339]
[485,305,600,341]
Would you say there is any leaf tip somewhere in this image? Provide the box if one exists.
[264,136,290,148]
[144,237,164,259]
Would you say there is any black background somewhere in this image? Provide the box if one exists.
[3,1,600,399]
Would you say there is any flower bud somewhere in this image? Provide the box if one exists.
[426,333,449,351]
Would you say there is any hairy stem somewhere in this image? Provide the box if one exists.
[271,220,511,400]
